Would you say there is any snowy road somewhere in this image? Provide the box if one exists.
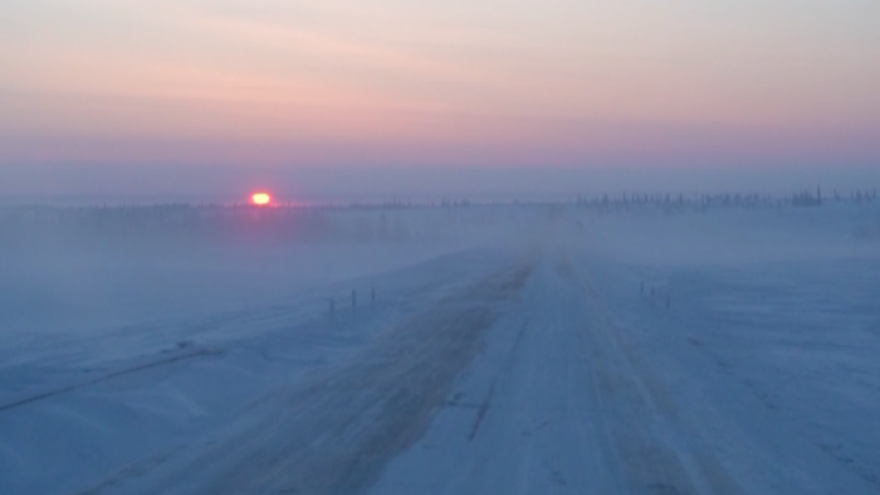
[4,242,879,494]
[105,250,759,494]
[367,254,745,495]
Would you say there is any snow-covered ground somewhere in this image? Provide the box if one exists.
[1,201,879,494]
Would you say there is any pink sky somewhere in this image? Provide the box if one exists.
[1,0,879,194]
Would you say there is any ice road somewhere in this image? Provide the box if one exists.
[2,232,879,494]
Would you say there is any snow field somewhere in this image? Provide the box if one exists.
[0,200,878,494]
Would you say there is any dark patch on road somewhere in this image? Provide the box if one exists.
[468,381,496,440]
[469,318,530,441]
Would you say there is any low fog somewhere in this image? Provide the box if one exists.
[2,189,877,371]
[1,188,879,494]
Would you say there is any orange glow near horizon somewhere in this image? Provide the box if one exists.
[251,192,271,206]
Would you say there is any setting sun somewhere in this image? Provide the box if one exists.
[251,192,271,206]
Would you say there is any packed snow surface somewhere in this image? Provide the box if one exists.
[1,201,879,494]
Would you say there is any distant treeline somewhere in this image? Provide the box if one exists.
[1,188,878,246]
[573,187,878,213]
[0,204,422,246]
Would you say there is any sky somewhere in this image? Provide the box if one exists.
[1,0,879,198]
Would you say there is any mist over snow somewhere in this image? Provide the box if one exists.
[0,203,505,337]
[0,189,879,494]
